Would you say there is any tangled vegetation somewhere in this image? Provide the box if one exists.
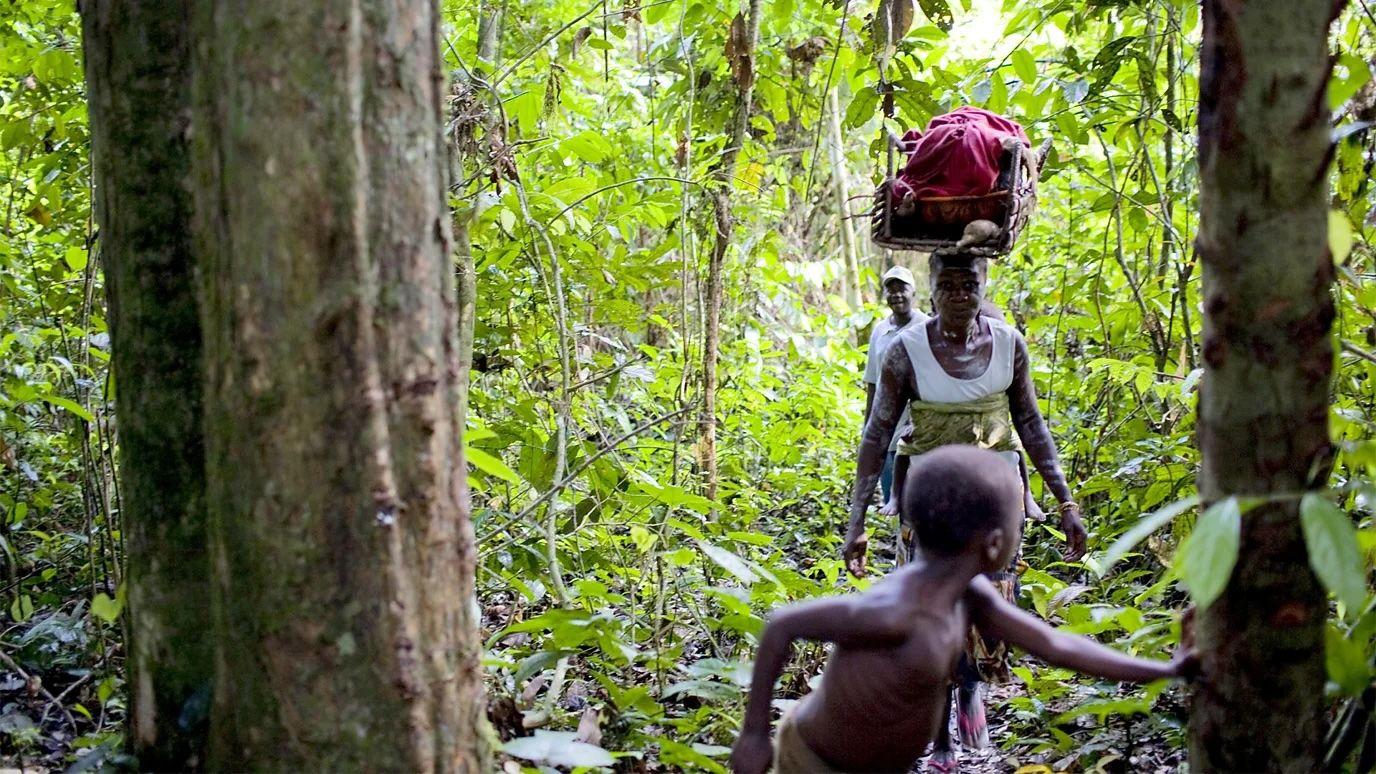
[0,0,1373,769]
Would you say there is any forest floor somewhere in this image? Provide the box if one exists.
[926,680,1186,773]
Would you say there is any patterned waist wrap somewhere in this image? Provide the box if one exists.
[895,392,1021,457]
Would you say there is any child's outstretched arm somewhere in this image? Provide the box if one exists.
[966,575,1190,683]
[732,595,909,773]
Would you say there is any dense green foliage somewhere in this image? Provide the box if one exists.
[0,0,1373,768]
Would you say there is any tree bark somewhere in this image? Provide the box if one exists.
[190,0,484,768]
[701,0,763,500]
[476,0,503,73]
[826,87,861,311]
[80,2,211,767]
[1190,1,1344,770]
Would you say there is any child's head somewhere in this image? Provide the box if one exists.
[901,446,1022,569]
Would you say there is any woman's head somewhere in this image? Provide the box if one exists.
[927,254,988,326]
[901,445,1022,570]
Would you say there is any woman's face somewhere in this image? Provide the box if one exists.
[931,266,985,325]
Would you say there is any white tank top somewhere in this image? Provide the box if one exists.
[900,318,1016,402]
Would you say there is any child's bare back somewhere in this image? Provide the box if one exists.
[787,566,969,771]
[732,446,1191,774]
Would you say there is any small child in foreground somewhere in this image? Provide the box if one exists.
[731,446,1193,774]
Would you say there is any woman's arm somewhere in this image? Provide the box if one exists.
[1006,332,1086,558]
[845,345,917,576]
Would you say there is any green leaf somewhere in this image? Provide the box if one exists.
[917,0,953,31]
[1325,625,1369,696]
[727,530,774,546]
[1301,493,1366,616]
[1330,211,1354,263]
[1099,495,1198,573]
[497,207,517,235]
[1178,497,1241,609]
[1055,111,1085,144]
[629,524,656,553]
[504,731,615,768]
[697,540,758,585]
[1011,50,1037,84]
[9,594,32,623]
[989,75,1008,114]
[466,447,522,484]
[844,88,879,131]
[40,393,93,422]
[63,247,87,273]
[1329,53,1374,110]
[91,592,122,623]
[97,677,116,705]
[1089,36,1134,85]
[562,130,611,163]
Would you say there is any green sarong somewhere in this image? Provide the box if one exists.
[894,392,1021,457]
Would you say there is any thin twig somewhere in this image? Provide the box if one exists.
[569,356,646,392]
[0,647,77,731]
[803,0,854,202]
[1342,339,1376,365]
[492,0,602,87]
[40,670,93,727]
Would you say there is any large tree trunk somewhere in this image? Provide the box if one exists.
[701,0,763,500]
[80,3,211,767]
[1190,1,1344,770]
[190,0,484,768]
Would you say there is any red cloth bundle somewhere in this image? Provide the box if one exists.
[892,107,1030,200]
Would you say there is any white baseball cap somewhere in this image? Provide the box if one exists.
[881,265,915,288]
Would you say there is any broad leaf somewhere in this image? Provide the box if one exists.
[1012,49,1038,84]
[1325,625,1369,697]
[1100,495,1199,573]
[1329,211,1354,263]
[697,540,758,585]
[1178,497,1241,609]
[466,447,522,484]
[1301,493,1366,616]
[504,730,615,768]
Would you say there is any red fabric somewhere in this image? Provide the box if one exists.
[892,107,1029,199]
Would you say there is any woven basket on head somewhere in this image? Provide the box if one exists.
[871,136,1050,257]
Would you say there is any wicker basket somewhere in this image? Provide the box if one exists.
[909,190,1010,226]
[871,137,1048,256]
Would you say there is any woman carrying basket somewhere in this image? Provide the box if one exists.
[842,251,1086,771]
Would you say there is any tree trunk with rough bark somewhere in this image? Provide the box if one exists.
[190,0,484,768]
[701,0,762,500]
[826,88,861,311]
[1190,1,1344,770]
[80,2,211,767]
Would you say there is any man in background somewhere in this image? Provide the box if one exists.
[863,265,922,507]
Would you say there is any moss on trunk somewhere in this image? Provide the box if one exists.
[80,2,212,767]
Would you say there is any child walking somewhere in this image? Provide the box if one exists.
[732,446,1192,774]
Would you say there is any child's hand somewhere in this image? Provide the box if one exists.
[1170,647,1200,681]
[1173,605,1199,680]
[730,731,772,774]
